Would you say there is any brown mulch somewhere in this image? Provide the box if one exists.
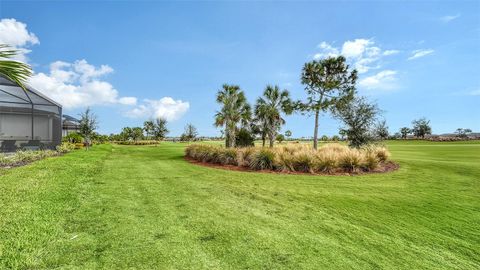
[184,156,399,176]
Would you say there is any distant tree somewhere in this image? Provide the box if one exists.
[333,97,379,148]
[131,127,144,142]
[120,127,133,141]
[276,134,285,144]
[181,123,198,141]
[79,107,98,150]
[455,128,472,138]
[143,120,155,139]
[153,118,169,141]
[284,130,292,140]
[320,135,329,141]
[298,56,358,149]
[214,84,251,148]
[332,135,340,141]
[375,120,389,140]
[254,85,293,147]
[339,129,347,140]
[399,127,411,139]
[412,118,432,139]
[0,44,32,90]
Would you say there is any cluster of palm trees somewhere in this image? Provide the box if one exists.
[215,84,293,148]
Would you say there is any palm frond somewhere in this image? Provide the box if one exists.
[0,44,32,90]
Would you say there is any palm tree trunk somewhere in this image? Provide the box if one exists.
[313,109,320,150]
[262,133,266,147]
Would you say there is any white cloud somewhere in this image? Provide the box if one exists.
[118,97,137,105]
[29,60,135,109]
[314,38,398,74]
[0,18,39,62]
[358,70,398,90]
[383,50,400,56]
[440,14,460,23]
[408,49,434,60]
[126,97,189,121]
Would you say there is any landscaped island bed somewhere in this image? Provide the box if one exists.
[185,143,396,175]
[0,141,479,269]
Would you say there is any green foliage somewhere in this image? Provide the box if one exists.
[62,132,83,143]
[375,120,389,140]
[254,85,293,147]
[143,120,155,139]
[298,56,358,149]
[455,128,472,138]
[400,127,411,139]
[0,44,32,90]
[235,128,255,147]
[333,96,379,148]
[215,84,251,148]
[412,117,432,138]
[276,134,285,144]
[180,123,198,141]
[56,142,76,153]
[249,148,275,170]
[153,118,169,140]
[284,130,292,138]
[320,135,329,141]
[79,108,98,149]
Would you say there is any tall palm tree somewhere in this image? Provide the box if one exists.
[0,44,32,90]
[254,85,293,147]
[214,84,251,148]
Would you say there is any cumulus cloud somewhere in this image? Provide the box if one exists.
[440,14,460,23]
[407,49,434,60]
[126,97,189,121]
[358,70,398,90]
[313,38,397,74]
[29,60,137,109]
[0,18,39,62]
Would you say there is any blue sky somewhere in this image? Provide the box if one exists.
[1,1,479,137]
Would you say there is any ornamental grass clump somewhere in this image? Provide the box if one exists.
[185,143,392,174]
[249,148,275,170]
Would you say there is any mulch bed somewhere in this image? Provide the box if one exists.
[185,156,399,176]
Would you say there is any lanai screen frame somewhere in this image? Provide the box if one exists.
[0,75,62,149]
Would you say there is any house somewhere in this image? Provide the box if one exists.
[62,114,81,137]
[0,75,62,152]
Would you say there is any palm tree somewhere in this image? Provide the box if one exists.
[214,84,251,148]
[0,44,32,90]
[254,85,293,147]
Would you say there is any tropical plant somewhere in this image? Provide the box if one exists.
[284,130,292,140]
[131,127,144,142]
[235,128,255,147]
[412,118,432,139]
[399,127,411,139]
[254,85,293,147]
[214,84,251,148]
[153,118,169,141]
[276,134,285,144]
[0,44,32,90]
[298,56,358,149]
[79,108,98,150]
[143,120,155,139]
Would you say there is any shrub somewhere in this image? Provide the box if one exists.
[249,148,275,170]
[235,128,255,147]
[63,132,83,143]
[220,148,238,165]
[338,149,364,172]
[314,150,338,173]
[57,142,76,153]
[185,143,391,174]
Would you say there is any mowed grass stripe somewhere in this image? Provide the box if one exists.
[0,141,479,269]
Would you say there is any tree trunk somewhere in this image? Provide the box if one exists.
[262,133,266,147]
[313,109,320,150]
[269,131,275,148]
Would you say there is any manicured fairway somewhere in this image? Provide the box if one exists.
[0,141,479,269]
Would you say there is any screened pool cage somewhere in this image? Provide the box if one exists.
[0,75,62,152]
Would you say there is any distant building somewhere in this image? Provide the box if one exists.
[62,114,81,137]
[0,75,62,152]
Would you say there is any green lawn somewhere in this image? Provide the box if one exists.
[0,141,479,269]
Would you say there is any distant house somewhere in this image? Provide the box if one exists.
[62,114,81,137]
[0,75,62,152]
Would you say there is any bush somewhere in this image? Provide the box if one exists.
[235,128,255,147]
[185,143,391,174]
[63,132,83,143]
[249,148,275,170]
[57,142,76,153]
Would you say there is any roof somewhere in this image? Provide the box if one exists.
[0,75,62,108]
